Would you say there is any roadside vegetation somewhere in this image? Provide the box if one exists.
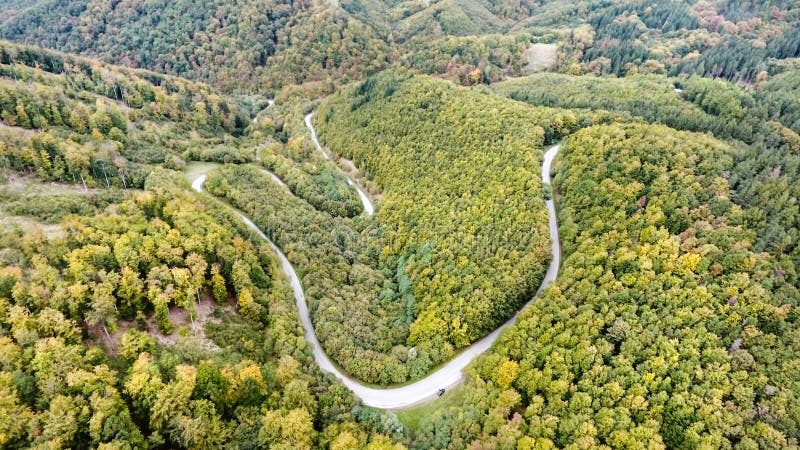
[410,123,800,449]
[0,0,799,447]
[207,73,559,384]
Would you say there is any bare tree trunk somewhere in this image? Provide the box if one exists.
[101,164,110,187]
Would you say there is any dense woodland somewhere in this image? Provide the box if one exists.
[0,0,799,448]
[317,74,552,355]
[3,0,798,91]
[0,40,252,189]
[757,62,800,135]
[494,73,744,140]
[0,42,408,449]
[0,40,360,218]
[260,151,364,218]
[411,124,800,449]
[205,164,412,384]
[493,69,800,282]
[205,74,560,384]
[0,173,405,449]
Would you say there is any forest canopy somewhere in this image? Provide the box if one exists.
[0,172,406,449]
[0,1,799,449]
[204,73,556,385]
[411,123,800,449]
[0,41,406,449]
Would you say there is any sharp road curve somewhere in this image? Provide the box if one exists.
[304,113,375,216]
[193,126,561,409]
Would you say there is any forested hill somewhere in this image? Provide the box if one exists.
[0,39,367,214]
[204,72,562,385]
[0,40,409,449]
[0,0,530,90]
[491,71,800,282]
[0,40,254,189]
[0,0,799,448]
[410,122,800,449]
[0,0,391,92]
[1,0,798,91]
[0,175,408,448]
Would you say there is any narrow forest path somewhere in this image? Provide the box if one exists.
[304,113,375,216]
[191,143,562,409]
[260,168,288,190]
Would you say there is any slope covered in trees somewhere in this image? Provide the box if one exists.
[495,72,800,144]
[0,172,406,449]
[202,73,556,384]
[317,73,552,368]
[492,70,800,278]
[410,123,800,449]
[0,0,535,91]
[5,0,797,92]
[493,70,800,272]
[0,40,365,220]
[204,164,411,384]
[730,123,800,291]
[0,40,251,189]
[494,73,730,138]
[548,0,799,81]
[0,41,412,448]
[261,150,365,218]
[0,0,391,92]
[757,62,800,134]
[0,1,798,448]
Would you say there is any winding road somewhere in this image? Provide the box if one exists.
[252,99,274,125]
[304,113,375,216]
[192,137,561,409]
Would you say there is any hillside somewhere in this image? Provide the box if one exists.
[411,123,800,449]
[205,73,559,384]
[0,39,252,189]
[494,72,767,142]
[521,0,800,81]
[0,40,369,216]
[0,173,411,448]
[0,41,407,449]
[0,0,798,92]
[758,61,800,134]
[316,74,552,353]
[0,1,799,449]
[342,0,541,38]
[0,0,391,92]
[494,71,800,278]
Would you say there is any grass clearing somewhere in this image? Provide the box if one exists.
[0,207,64,239]
[396,383,468,431]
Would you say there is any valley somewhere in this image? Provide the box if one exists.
[0,1,799,448]
[192,138,561,408]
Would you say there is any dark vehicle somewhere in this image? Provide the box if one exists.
[437,388,446,397]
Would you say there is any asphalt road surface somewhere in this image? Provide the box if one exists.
[191,142,562,409]
[304,113,375,216]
